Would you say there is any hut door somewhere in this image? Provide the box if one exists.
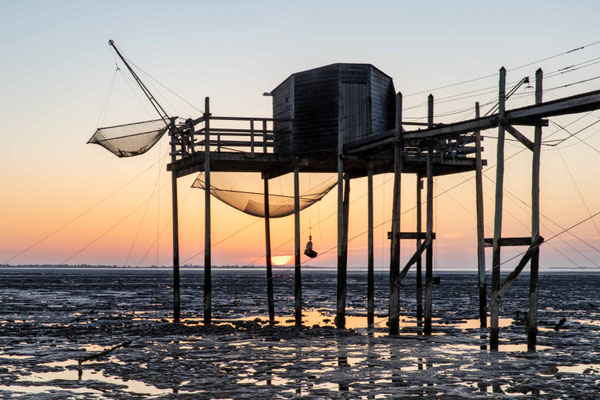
[342,83,367,143]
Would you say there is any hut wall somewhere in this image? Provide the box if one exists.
[370,67,396,136]
[272,76,294,154]
[292,64,339,155]
[272,63,395,156]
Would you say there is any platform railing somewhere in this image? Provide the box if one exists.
[171,116,292,159]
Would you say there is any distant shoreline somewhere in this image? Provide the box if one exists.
[1,265,599,273]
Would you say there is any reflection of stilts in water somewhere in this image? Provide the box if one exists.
[480,332,487,351]
[390,341,403,387]
[266,344,273,386]
[366,334,375,400]
[337,339,349,392]
[294,342,305,397]
[172,339,181,394]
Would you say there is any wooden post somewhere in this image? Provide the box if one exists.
[416,176,423,323]
[294,161,302,327]
[424,94,434,336]
[204,97,212,326]
[170,119,181,322]
[336,90,346,329]
[264,177,275,324]
[338,174,350,328]
[475,102,487,329]
[389,92,403,335]
[262,120,268,153]
[528,68,543,351]
[490,67,506,350]
[367,161,375,327]
[250,119,255,154]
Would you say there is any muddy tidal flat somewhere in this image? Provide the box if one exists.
[0,268,599,399]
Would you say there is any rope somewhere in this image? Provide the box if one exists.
[3,162,162,264]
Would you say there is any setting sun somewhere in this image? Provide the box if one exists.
[271,255,293,266]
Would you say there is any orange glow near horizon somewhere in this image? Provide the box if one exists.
[271,255,293,266]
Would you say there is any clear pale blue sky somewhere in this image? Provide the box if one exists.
[2,1,600,269]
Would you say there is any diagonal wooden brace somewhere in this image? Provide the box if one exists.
[397,234,433,285]
[503,123,535,151]
[497,236,544,298]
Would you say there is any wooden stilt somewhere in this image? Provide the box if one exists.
[528,68,543,351]
[416,176,423,322]
[336,91,346,329]
[474,102,487,329]
[170,119,181,322]
[490,68,507,350]
[367,162,375,327]
[389,92,403,335]
[204,97,212,326]
[294,161,302,327]
[424,144,434,335]
[424,94,434,336]
[264,177,275,324]
[337,174,350,328]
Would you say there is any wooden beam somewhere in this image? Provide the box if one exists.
[484,237,533,247]
[474,102,486,329]
[389,92,403,335]
[503,123,534,151]
[387,232,436,240]
[490,68,506,351]
[204,97,212,326]
[528,68,543,352]
[367,162,375,327]
[294,161,302,328]
[264,177,275,325]
[497,237,544,298]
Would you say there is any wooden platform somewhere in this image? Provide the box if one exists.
[167,150,482,179]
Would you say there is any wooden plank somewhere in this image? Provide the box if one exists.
[490,68,506,351]
[504,124,534,151]
[264,177,275,324]
[195,140,273,148]
[389,92,403,335]
[387,232,436,240]
[210,116,290,122]
[484,237,534,247]
[528,68,543,352]
[204,97,212,326]
[474,102,486,329]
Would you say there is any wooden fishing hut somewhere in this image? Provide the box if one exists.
[167,62,482,336]
[99,40,600,351]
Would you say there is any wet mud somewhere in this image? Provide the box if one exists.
[0,268,598,399]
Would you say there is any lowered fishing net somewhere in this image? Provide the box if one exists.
[192,172,337,218]
[88,119,168,157]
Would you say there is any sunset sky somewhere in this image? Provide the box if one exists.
[1,1,600,271]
